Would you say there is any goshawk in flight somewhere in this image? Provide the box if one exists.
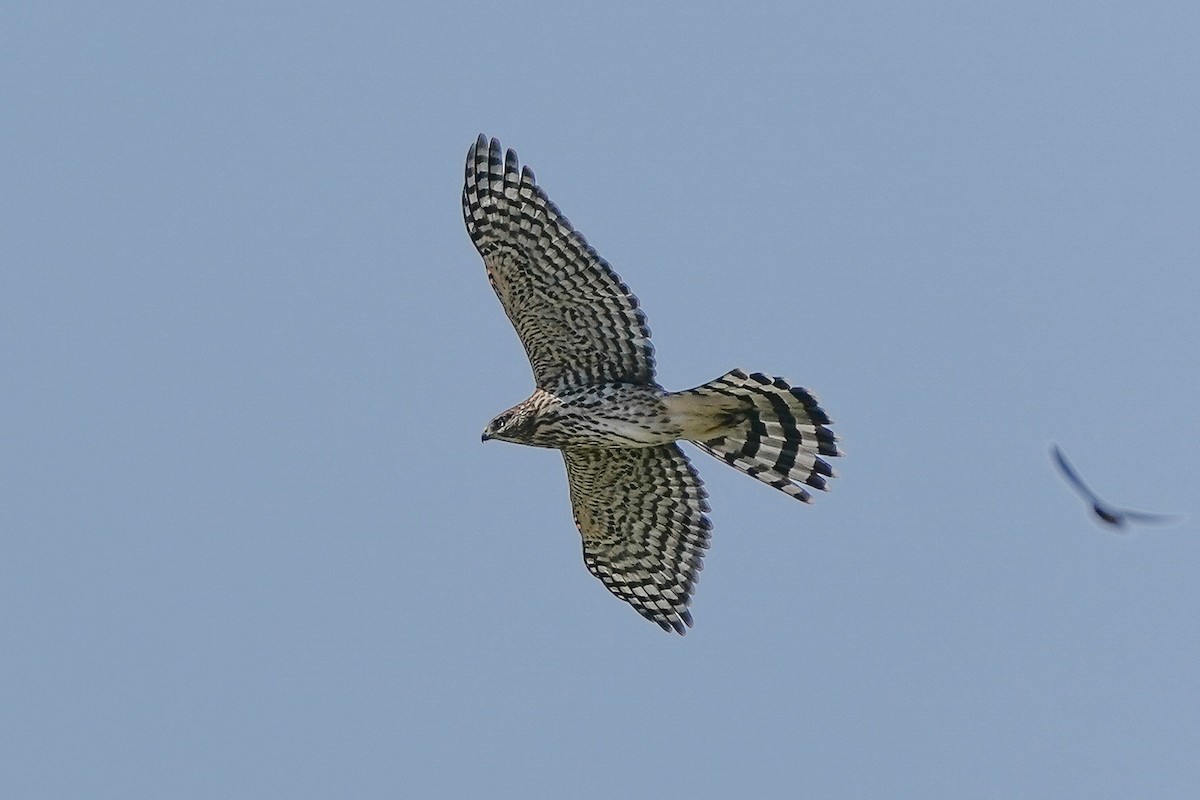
[463,135,841,633]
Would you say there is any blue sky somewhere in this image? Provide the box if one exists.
[4,2,1199,797]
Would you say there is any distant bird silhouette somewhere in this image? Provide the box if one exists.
[1050,443,1179,529]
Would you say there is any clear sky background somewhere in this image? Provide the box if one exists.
[4,2,1199,798]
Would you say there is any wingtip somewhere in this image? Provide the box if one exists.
[652,607,693,635]
[468,133,488,162]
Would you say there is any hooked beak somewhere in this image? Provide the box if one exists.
[481,431,492,443]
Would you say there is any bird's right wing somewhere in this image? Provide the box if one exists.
[1119,509,1182,525]
[463,135,656,391]
[562,445,711,634]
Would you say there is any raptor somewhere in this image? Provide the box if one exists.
[463,135,841,632]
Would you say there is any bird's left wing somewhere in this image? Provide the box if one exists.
[1050,444,1102,503]
[463,135,656,390]
[562,445,711,634]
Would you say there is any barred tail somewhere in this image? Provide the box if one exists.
[667,369,841,503]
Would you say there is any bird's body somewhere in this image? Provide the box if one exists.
[464,135,840,632]
[484,383,680,449]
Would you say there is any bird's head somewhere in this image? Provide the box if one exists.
[481,404,538,444]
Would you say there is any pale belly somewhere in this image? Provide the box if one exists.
[581,414,679,447]
[533,384,683,449]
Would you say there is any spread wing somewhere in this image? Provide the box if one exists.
[463,135,656,390]
[562,445,711,634]
[1050,444,1103,505]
